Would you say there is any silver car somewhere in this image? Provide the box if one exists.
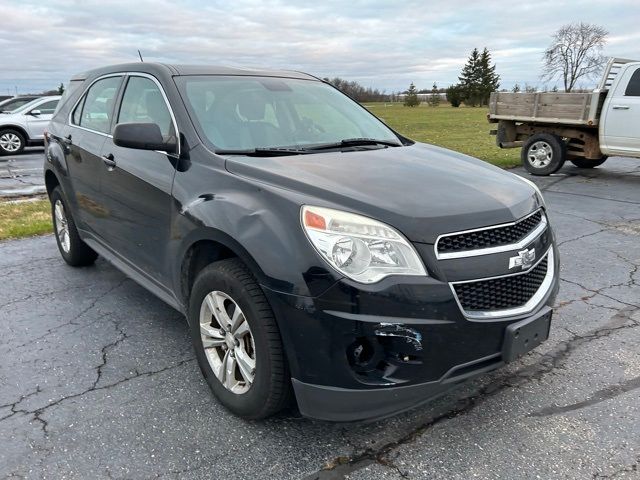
[0,95,60,155]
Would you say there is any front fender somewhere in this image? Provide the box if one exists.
[171,184,341,299]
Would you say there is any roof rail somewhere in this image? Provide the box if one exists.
[597,57,639,90]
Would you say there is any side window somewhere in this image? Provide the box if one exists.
[117,76,174,137]
[75,76,122,134]
[624,69,640,96]
[33,100,59,115]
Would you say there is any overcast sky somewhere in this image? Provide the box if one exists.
[1,0,638,95]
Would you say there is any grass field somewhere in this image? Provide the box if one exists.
[0,199,52,241]
[363,102,521,168]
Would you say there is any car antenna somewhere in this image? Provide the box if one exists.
[138,50,144,62]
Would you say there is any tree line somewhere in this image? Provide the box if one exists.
[324,22,608,107]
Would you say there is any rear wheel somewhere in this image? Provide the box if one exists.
[189,258,290,419]
[570,157,608,168]
[50,186,98,266]
[521,133,566,176]
[0,129,25,155]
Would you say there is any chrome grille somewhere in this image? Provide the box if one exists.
[437,210,544,256]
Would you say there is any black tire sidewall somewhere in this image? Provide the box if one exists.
[522,134,566,176]
[0,129,25,155]
[188,262,282,419]
[570,157,607,168]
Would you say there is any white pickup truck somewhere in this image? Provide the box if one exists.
[488,58,640,175]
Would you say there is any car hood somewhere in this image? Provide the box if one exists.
[224,142,540,244]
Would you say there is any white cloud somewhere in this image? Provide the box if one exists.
[0,0,638,94]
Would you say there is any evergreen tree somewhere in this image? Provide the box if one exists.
[478,48,500,105]
[57,83,65,95]
[446,85,463,107]
[512,83,521,93]
[404,82,420,107]
[458,48,482,106]
[427,82,441,107]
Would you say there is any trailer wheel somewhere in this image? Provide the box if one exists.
[521,134,566,176]
[570,157,607,169]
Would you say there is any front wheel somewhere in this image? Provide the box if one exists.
[50,186,98,266]
[570,157,607,168]
[521,133,566,176]
[189,258,290,419]
[0,129,25,155]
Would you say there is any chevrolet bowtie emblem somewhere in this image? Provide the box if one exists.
[509,248,536,270]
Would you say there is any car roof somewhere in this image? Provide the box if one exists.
[70,62,318,82]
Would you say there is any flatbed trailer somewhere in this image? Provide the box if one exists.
[488,58,640,175]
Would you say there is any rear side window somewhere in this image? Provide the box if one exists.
[117,76,174,137]
[53,79,84,116]
[73,76,122,134]
[624,69,640,96]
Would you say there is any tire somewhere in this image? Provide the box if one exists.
[50,186,98,266]
[570,157,608,168]
[189,258,290,419]
[0,129,25,155]
[521,133,566,176]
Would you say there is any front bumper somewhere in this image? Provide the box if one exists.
[263,245,559,421]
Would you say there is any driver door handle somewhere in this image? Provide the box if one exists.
[612,105,630,110]
[102,153,117,168]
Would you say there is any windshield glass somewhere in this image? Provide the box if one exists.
[0,97,36,113]
[176,75,400,152]
[7,98,43,114]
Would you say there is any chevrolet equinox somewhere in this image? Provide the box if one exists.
[44,63,559,421]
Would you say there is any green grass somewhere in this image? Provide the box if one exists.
[0,199,52,241]
[363,102,520,168]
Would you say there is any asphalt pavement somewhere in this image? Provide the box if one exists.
[0,157,639,479]
[0,148,46,198]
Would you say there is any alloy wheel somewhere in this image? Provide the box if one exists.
[527,141,553,168]
[0,133,21,153]
[54,200,71,253]
[199,291,256,394]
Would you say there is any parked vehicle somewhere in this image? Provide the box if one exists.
[489,58,640,175]
[0,96,60,155]
[44,63,559,421]
[0,95,41,113]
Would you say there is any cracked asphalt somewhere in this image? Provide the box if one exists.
[1,157,639,479]
[0,149,46,198]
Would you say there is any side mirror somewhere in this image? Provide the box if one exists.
[113,122,176,154]
[29,109,42,116]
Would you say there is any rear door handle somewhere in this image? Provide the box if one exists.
[612,105,630,110]
[102,153,117,169]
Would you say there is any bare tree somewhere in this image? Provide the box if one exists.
[542,22,608,92]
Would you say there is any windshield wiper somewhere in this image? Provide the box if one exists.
[305,138,403,151]
[215,147,311,157]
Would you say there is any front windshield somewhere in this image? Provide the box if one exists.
[176,75,400,151]
[6,98,41,114]
[0,97,36,113]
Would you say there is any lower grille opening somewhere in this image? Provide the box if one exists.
[453,255,549,312]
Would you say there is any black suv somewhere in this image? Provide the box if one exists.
[44,63,559,421]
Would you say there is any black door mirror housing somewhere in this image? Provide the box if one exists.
[113,123,177,154]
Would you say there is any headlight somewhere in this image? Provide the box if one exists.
[518,175,546,207]
[301,205,427,283]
